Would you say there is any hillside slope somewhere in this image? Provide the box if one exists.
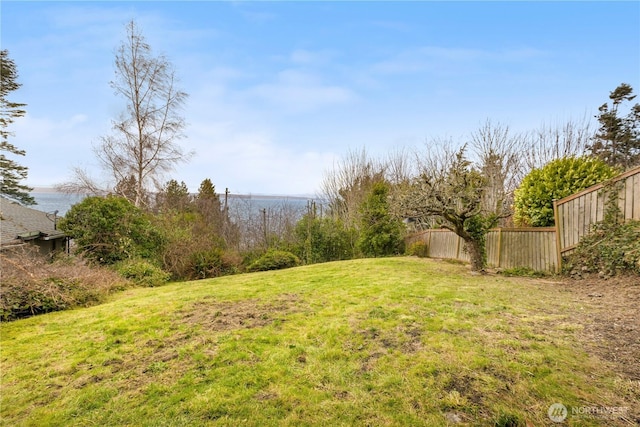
[1,257,637,426]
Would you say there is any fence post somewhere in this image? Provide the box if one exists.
[553,199,562,273]
[496,228,503,269]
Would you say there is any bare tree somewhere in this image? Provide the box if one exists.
[469,120,526,225]
[320,147,385,228]
[62,21,191,207]
[396,139,511,272]
[57,167,108,197]
[227,197,305,252]
[523,116,592,171]
[384,146,416,185]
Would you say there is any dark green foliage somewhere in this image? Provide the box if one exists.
[156,179,192,213]
[194,178,225,235]
[565,191,640,277]
[357,181,405,257]
[294,214,355,264]
[588,83,640,169]
[462,214,497,267]
[0,49,34,205]
[514,157,617,227]
[246,250,301,272]
[189,248,239,279]
[154,178,238,280]
[406,241,429,257]
[114,259,170,287]
[59,195,164,265]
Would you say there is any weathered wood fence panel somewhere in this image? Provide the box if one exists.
[405,167,639,273]
[407,228,557,272]
[490,228,557,271]
[554,166,640,260]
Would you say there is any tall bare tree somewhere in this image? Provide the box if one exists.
[1,50,34,205]
[524,116,592,171]
[469,120,526,225]
[62,21,190,206]
[320,147,385,227]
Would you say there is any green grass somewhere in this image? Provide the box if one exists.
[0,257,635,426]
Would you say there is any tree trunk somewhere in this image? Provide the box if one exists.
[463,238,486,272]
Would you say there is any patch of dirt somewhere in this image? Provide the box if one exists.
[442,373,485,406]
[180,293,304,331]
[557,275,640,382]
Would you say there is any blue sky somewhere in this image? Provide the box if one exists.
[2,1,639,196]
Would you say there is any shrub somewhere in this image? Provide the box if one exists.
[357,182,406,257]
[564,184,640,278]
[188,248,240,280]
[0,248,128,321]
[294,215,355,264]
[564,219,640,278]
[513,157,617,227]
[246,250,301,272]
[59,195,164,265]
[114,259,170,287]
[406,241,429,258]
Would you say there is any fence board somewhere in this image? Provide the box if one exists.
[556,166,640,258]
[407,228,557,272]
[634,174,640,219]
[404,167,639,274]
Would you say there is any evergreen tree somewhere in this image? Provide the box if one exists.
[588,83,640,169]
[156,179,191,213]
[0,49,34,205]
[358,181,405,257]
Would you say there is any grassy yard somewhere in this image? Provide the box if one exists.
[1,257,637,426]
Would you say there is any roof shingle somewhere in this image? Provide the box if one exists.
[0,197,65,246]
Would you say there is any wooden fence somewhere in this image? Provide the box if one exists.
[554,166,640,266]
[406,166,640,273]
[406,228,558,272]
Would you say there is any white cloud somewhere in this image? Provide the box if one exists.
[13,113,103,187]
[244,69,356,113]
[373,46,548,75]
[184,120,335,195]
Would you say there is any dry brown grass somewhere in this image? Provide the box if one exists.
[0,246,129,320]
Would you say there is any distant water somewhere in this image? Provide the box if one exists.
[30,192,87,216]
[30,192,319,218]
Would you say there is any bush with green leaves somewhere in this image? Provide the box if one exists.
[188,248,240,279]
[294,214,355,264]
[246,250,301,272]
[59,195,164,265]
[513,157,618,227]
[406,241,429,258]
[114,259,170,287]
[564,217,640,278]
[357,181,405,257]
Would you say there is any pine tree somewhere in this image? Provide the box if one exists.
[1,49,35,205]
[588,83,640,169]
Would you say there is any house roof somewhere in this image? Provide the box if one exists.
[0,197,66,247]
